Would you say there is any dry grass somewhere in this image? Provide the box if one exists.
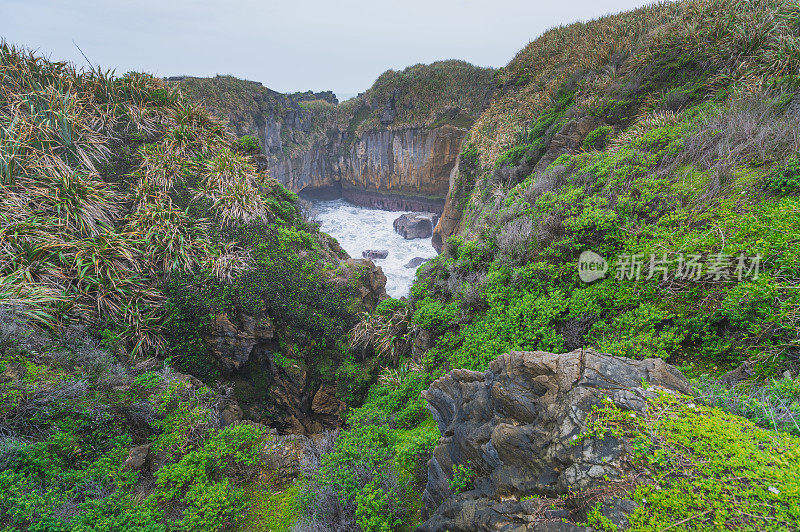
[468,0,800,167]
[0,42,280,356]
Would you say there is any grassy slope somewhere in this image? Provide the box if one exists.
[424,0,800,373]
[299,1,800,530]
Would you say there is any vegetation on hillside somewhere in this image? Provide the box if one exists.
[304,0,800,529]
[0,42,372,531]
[3,0,800,529]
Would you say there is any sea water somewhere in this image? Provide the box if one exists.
[310,199,437,298]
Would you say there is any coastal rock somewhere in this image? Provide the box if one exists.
[311,385,346,416]
[393,212,439,239]
[204,313,274,372]
[432,158,463,252]
[419,348,691,531]
[362,249,389,260]
[405,257,430,269]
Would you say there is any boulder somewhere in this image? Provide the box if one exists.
[311,385,345,416]
[362,249,389,260]
[419,348,691,531]
[405,257,430,269]
[393,212,439,240]
[122,443,151,471]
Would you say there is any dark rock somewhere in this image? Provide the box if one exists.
[405,257,430,269]
[203,313,274,372]
[123,443,151,471]
[362,249,389,260]
[420,348,691,531]
[394,212,439,239]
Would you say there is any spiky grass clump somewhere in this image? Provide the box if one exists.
[0,43,287,355]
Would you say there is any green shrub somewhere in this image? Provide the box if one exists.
[396,423,439,481]
[449,464,476,494]
[582,125,613,151]
[237,135,261,153]
[412,297,458,331]
[766,156,800,194]
[355,478,402,532]
[375,297,407,317]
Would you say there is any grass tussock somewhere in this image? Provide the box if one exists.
[0,42,299,356]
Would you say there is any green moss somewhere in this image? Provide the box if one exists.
[582,392,800,531]
[236,480,304,532]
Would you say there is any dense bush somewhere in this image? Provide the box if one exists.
[766,156,800,194]
[237,134,261,153]
[582,125,613,151]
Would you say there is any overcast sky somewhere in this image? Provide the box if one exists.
[2,0,654,100]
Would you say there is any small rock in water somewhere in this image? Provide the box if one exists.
[404,257,429,269]
[362,249,389,260]
[393,212,439,239]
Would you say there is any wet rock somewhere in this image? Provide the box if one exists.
[420,348,691,531]
[394,212,439,239]
[362,249,389,260]
[405,257,430,269]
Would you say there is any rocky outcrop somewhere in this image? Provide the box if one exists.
[432,158,464,252]
[419,349,691,531]
[273,124,466,213]
[394,212,439,239]
[177,65,496,214]
[204,313,274,372]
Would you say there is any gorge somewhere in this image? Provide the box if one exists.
[2,0,800,530]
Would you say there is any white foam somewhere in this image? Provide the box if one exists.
[311,199,437,298]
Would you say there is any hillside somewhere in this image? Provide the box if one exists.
[0,42,384,530]
[310,0,800,530]
[2,0,800,530]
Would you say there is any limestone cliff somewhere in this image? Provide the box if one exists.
[175,61,495,212]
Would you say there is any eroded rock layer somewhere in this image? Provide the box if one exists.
[420,349,691,531]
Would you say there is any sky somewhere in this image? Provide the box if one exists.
[2,0,655,100]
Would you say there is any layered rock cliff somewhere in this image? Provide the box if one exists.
[176,61,495,212]
[419,349,692,531]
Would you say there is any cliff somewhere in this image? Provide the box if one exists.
[176,61,495,212]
